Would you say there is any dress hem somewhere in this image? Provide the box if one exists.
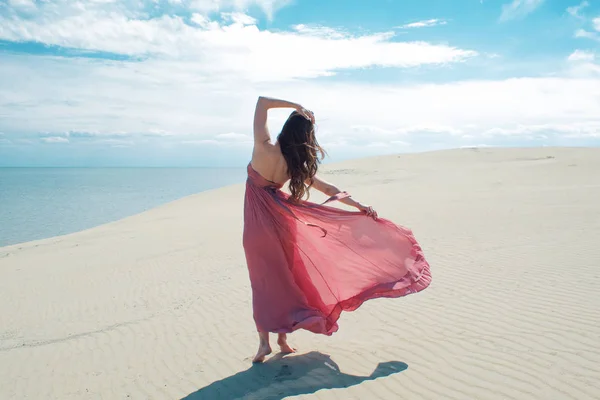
[258,261,432,336]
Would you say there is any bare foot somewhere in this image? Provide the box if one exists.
[252,343,272,363]
[277,335,297,354]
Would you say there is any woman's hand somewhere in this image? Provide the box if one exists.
[356,203,378,220]
[296,106,315,124]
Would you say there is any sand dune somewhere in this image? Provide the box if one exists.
[1,147,599,399]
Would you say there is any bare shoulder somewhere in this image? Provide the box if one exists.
[252,140,277,160]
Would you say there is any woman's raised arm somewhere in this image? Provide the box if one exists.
[253,96,314,144]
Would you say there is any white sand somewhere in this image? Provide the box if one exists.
[1,147,599,399]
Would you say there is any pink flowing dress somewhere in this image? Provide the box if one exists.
[243,163,431,335]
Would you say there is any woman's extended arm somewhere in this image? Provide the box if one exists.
[253,96,314,144]
[308,175,378,219]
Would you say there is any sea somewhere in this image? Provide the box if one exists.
[0,167,247,247]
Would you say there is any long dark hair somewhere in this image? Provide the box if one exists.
[277,111,326,202]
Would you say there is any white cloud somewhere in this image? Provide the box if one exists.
[482,122,600,138]
[182,139,221,145]
[398,19,447,29]
[182,138,252,147]
[180,132,251,146]
[144,129,174,137]
[568,50,595,62]
[0,9,475,82]
[349,124,463,140]
[65,130,103,138]
[1,54,599,151]
[567,1,589,18]
[220,12,258,25]
[395,124,464,136]
[292,24,347,39]
[41,136,69,144]
[575,29,600,41]
[568,4,599,43]
[216,132,251,140]
[188,0,291,20]
[8,0,36,10]
[92,138,135,147]
[350,126,399,137]
[4,0,291,20]
[500,0,544,21]
[569,62,600,77]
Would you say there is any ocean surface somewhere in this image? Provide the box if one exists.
[0,167,247,247]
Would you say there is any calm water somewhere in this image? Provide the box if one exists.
[0,168,247,247]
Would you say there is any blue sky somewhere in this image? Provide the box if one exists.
[0,0,599,167]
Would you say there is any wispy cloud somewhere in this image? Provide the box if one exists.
[567,2,599,43]
[482,122,600,138]
[575,29,600,41]
[398,19,447,29]
[7,0,36,10]
[500,0,544,21]
[215,132,252,141]
[143,129,174,137]
[91,138,135,147]
[188,0,292,20]
[567,50,600,77]
[568,49,595,62]
[180,132,252,147]
[566,1,589,18]
[184,132,253,147]
[41,136,69,144]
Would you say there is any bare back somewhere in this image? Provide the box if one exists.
[250,143,289,185]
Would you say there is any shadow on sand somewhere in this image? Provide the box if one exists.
[182,351,408,400]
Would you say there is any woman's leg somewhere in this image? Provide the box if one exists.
[277,333,297,354]
[252,331,272,363]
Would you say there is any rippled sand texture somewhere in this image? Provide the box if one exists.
[1,147,599,399]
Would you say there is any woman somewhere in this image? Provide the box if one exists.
[243,96,431,363]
